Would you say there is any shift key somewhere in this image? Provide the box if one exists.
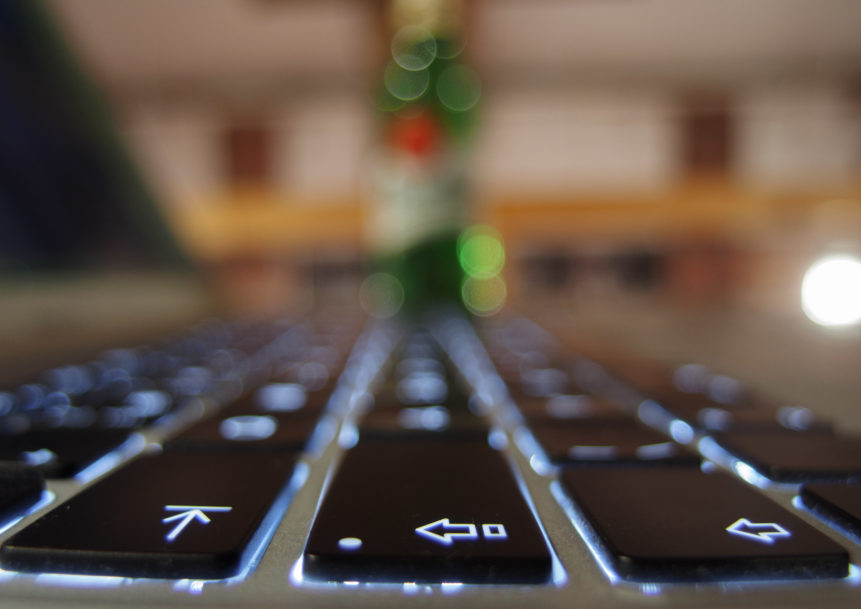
[303,435,552,583]
[1,451,297,579]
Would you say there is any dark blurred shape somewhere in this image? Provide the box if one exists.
[0,0,185,271]
[681,93,732,175]
[223,118,273,190]
[614,249,664,291]
[522,251,577,290]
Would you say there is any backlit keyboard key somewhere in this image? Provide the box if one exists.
[559,466,848,581]
[303,437,552,583]
[0,464,44,523]
[165,411,317,452]
[1,451,297,579]
[712,429,861,483]
[359,403,485,434]
[164,377,337,451]
[800,483,861,539]
[518,394,632,424]
[0,428,132,478]
[530,421,697,466]
[359,378,484,435]
[644,392,826,433]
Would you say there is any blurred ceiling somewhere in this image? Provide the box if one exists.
[46,0,861,103]
[45,0,378,102]
[473,0,861,88]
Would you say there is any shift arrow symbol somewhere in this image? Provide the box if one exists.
[162,505,232,542]
[726,518,791,544]
[415,518,479,545]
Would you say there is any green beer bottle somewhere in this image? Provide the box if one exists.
[364,0,481,318]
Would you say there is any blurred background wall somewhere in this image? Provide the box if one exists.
[42,0,861,317]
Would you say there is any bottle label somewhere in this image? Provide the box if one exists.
[368,158,466,254]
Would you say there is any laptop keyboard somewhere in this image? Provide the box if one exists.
[1,311,861,607]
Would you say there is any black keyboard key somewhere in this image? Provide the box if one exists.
[607,360,760,410]
[371,371,472,408]
[643,392,827,434]
[644,386,757,418]
[252,382,328,416]
[359,377,484,435]
[531,421,697,466]
[91,388,178,430]
[166,412,317,452]
[800,483,861,539]
[0,464,45,523]
[506,366,577,400]
[694,405,828,433]
[0,428,132,478]
[712,429,861,483]
[359,404,486,434]
[374,371,457,408]
[559,466,848,581]
[303,437,552,583]
[273,361,337,396]
[518,394,631,424]
[164,383,328,451]
[0,451,297,579]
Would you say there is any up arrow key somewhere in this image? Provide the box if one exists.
[726,518,791,544]
[163,505,233,542]
[415,518,478,545]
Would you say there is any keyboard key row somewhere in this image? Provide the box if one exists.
[0,314,367,581]
[483,316,861,485]
[2,316,859,590]
[0,317,359,478]
[302,330,554,584]
[478,315,859,583]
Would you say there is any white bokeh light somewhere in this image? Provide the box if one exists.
[801,255,861,326]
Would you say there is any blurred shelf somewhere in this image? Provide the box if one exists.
[167,179,861,261]
[169,190,365,261]
[483,178,861,250]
